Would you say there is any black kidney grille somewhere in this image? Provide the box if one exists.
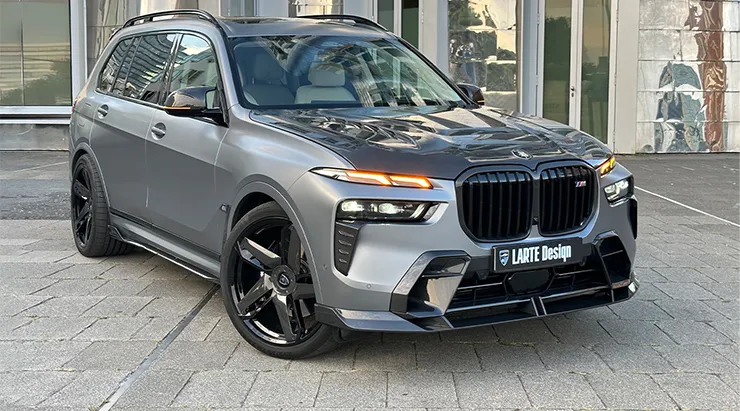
[461,171,533,241]
[539,165,596,235]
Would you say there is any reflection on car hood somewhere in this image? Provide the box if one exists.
[251,106,612,179]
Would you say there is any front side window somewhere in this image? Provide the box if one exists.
[230,35,465,109]
[123,34,178,104]
[167,34,219,96]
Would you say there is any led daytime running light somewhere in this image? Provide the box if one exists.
[598,156,616,177]
[314,168,432,189]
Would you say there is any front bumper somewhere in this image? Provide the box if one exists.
[316,235,639,332]
[288,162,637,331]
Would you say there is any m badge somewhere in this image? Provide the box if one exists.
[499,250,510,266]
[575,180,587,188]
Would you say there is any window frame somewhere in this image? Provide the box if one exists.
[163,32,223,106]
[94,29,226,113]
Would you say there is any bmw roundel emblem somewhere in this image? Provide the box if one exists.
[511,149,532,159]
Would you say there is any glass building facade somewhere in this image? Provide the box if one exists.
[0,0,72,106]
[0,0,737,152]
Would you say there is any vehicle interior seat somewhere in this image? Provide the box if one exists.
[295,62,356,104]
[241,54,295,106]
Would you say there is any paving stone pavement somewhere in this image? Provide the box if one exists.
[0,157,739,410]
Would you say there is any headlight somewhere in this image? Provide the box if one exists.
[313,168,432,189]
[604,177,633,202]
[337,200,437,221]
[597,156,616,177]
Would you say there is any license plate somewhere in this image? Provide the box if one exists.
[492,238,590,273]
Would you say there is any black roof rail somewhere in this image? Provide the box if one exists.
[297,14,388,32]
[121,9,220,30]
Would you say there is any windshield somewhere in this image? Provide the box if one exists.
[230,35,466,109]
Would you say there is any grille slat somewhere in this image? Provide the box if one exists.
[461,171,533,241]
[504,173,513,238]
[486,173,495,238]
[539,165,596,235]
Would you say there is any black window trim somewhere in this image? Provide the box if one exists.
[95,29,226,114]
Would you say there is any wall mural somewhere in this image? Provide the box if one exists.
[647,1,734,153]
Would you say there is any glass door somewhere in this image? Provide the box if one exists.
[541,0,612,143]
[376,0,420,48]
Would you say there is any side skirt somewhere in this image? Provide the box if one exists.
[109,212,220,283]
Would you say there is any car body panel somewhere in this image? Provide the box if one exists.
[87,90,155,220]
[146,111,228,253]
[250,106,611,179]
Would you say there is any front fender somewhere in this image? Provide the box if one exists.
[227,177,323,303]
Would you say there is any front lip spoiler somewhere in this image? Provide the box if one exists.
[315,279,638,332]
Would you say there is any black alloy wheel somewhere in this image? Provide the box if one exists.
[222,202,340,358]
[70,154,132,257]
[71,162,94,247]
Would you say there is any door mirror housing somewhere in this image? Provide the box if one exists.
[457,83,485,105]
[163,86,226,125]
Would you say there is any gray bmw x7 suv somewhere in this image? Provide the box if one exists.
[69,10,638,358]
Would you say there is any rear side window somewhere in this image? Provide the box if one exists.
[167,34,219,96]
[98,38,133,92]
[123,34,178,104]
[112,37,140,96]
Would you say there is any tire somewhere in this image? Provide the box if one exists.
[70,154,132,257]
[220,201,341,359]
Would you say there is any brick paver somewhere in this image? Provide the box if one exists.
[0,171,738,410]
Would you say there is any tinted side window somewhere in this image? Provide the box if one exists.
[98,38,133,92]
[112,37,140,96]
[167,34,219,96]
[123,34,178,104]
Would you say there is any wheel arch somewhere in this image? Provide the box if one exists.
[227,176,323,302]
[71,142,112,211]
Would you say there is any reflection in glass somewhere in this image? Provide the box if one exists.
[99,38,133,93]
[85,0,256,75]
[229,35,465,108]
[448,0,518,110]
[401,0,419,48]
[112,37,140,96]
[0,1,23,105]
[580,0,610,142]
[168,35,219,94]
[288,0,343,16]
[125,34,178,103]
[0,0,71,106]
[542,0,571,125]
[377,0,395,32]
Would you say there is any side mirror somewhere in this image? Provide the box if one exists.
[457,83,485,105]
[163,86,225,125]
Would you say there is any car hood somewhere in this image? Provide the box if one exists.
[250,106,612,180]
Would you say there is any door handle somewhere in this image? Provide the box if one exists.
[96,105,108,118]
[150,123,166,139]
